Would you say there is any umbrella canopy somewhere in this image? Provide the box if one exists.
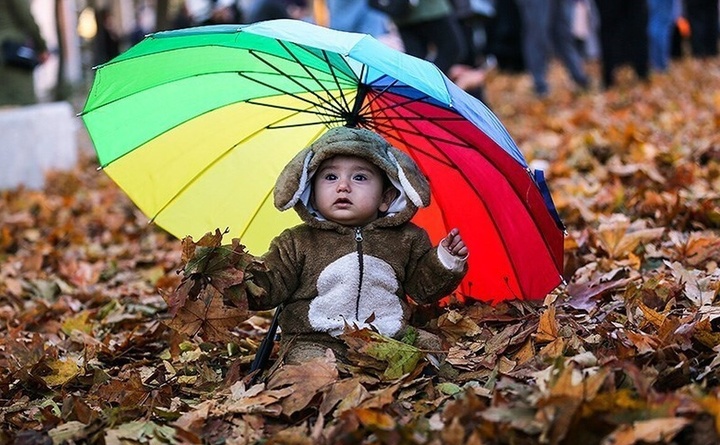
[81,19,564,303]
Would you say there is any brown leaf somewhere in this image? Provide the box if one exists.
[605,417,690,445]
[162,290,248,343]
[266,352,339,416]
[319,377,368,416]
[94,373,152,407]
[565,272,635,312]
[437,310,482,342]
[352,407,397,431]
[594,216,664,260]
[536,305,559,343]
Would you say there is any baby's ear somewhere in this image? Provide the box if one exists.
[274,148,313,211]
[379,187,398,212]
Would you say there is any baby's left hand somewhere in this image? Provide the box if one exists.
[441,228,468,258]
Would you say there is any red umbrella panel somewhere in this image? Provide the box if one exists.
[362,88,564,303]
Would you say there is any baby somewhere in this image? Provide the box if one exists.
[249,126,468,364]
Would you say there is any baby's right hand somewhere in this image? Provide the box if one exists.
[441,228,468,258]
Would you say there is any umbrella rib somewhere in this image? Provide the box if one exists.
[276,39,364,115]
[318,48,356,114]
[81,68,352,115]
[244,98,349,121]
[272,42,357,116]
[355,79,409,118]
[367,121,469,167]
[238,71,345,118]
[267,118,348,129]
[246,48,349,117]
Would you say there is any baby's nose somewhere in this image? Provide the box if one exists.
[336,179,351,192]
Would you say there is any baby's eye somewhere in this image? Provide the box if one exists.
[353,174,368,181]
[324,173,337,181]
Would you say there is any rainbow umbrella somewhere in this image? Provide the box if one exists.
[81,19,564,303]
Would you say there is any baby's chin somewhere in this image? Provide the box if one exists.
[322,212,380,227]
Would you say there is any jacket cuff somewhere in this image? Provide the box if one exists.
[437,245,467,272]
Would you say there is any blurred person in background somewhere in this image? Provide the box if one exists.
[129,4,156,46]
[647,0,679,73]
[595,0,649,88]
[246,0,309,23]
[483,0,524,72]
[93,7,120,66]
[389,0,466,75]
[185,0,243,25]
[515,0,590,97]
[326,0,391,39]
[448,0,496,103]
[685,0,719,57]
[0,0,50,106]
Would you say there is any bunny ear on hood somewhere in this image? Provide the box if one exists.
[273,127,430,226]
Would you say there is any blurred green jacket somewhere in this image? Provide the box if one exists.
[0,0,48,106]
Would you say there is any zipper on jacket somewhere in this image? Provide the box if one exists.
[354,227,364,320]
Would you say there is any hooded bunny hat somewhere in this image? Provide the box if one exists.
[273,127,431,228]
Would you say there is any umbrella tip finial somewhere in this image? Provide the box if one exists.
[342,111,367,128]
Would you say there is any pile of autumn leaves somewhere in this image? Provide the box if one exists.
[1,58,719,444]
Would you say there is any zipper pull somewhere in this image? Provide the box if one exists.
[354,227,363,242]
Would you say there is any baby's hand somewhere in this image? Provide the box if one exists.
[441,228,468,258]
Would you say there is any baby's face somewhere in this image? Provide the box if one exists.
[312,155,393,227]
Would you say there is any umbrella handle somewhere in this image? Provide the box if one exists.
[249,305,282,383]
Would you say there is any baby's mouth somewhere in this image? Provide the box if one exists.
[334,197,352,206]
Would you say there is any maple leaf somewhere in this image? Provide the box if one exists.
[94,372,153,407]
[604,417,691,445]
[536,305,559,343]
[340,328,424,380]
[162,289,248,343]
[593,214,664,260]
[666,261,717,307]
[266,351,339,416]
[39,356,82,387]
[166,230,265,318]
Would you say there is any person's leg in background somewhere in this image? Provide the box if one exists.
[647,0,675,72]
[550,0,590,89]
[627,1,650,81]
[516,0,552,96]
[596,0,624,88]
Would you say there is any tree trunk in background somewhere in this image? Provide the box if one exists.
[54,0,71,100]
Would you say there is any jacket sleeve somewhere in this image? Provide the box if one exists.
[247,229,302,311]
[403,228,467,304]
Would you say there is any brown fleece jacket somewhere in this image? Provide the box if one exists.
[249,127,467,362]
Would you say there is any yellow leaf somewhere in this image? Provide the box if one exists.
[625,330,659,354]
[536,305,559,343]
[539,337,565,359]
[41,358,81,387]
[513,339,536,366]
[61,311,93,335]
[637,301,666,329]
[596,217,664,259]
[353,407,396,431]
[699,394,720,434]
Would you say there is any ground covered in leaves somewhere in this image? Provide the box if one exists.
[1,58,720,444]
